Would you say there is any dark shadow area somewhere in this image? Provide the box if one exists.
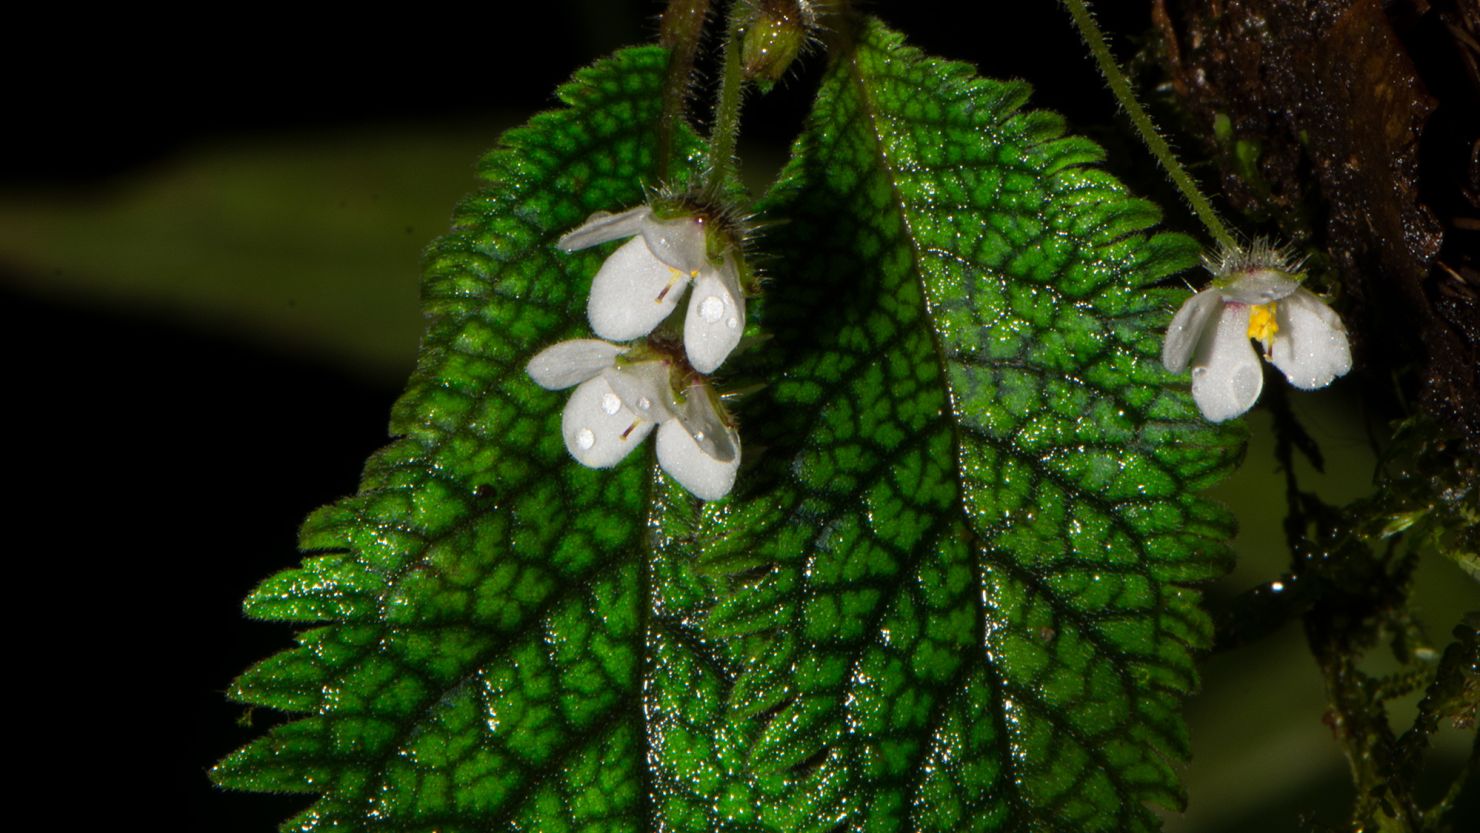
[2,283,398,829]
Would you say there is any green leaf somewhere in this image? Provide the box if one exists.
[706,19,1241,833]
[218,19,1248,833]
[213,47,770,832]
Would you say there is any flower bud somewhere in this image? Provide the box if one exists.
[742,0,812,88]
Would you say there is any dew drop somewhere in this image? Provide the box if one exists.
[726,317,738,329]
[576,428,596,450]
[699,295,724,323]
[636,396,651,411]
[600,392,622,415]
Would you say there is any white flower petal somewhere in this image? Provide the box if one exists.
[601,361,676,423]
[1217,268,1302,305]
[656,418,740,501]
[526,339,624,390]
[561,376,656,468]
[1162,288,1222,373]
[557,206,652,252]
[673,384,737,464]
[639,213,710,275]
[587,236,688,341]
[1190,305,1264,422]
[683,260,746,374]
[1270,288,1352,390]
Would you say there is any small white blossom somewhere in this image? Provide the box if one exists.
[526,339,741,500]
[1163,261,1352,423]
[558,205,746,374]
[656,383,741,501]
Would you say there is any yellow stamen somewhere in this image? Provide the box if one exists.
[657,268,683,303]
[1247,302,1279,355]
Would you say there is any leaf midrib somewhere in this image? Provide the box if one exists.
[841,25,1196,660]
[833,26,1189,830]
[836,31,1037,829]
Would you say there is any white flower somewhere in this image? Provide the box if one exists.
[557,205,746,375]
[656,383,741,502]
[526,339,741,500]
[1163,267,1352,423]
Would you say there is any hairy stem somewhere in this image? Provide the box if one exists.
[658,0,712,184]
[1059,0,1237,249]
[703,2,748,198]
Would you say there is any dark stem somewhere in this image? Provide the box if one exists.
[657,0,712,185]
[1305,606,1425,833]
[1267,383,1431,832]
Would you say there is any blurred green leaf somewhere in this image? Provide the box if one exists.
[0,121,510,377]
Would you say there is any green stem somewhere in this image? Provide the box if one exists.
[657,0,712,185]
[1059,0,1237,250]
[703,3,748,199]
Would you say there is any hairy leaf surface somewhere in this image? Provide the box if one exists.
[212,48,766,833]
[707,19,1242,833]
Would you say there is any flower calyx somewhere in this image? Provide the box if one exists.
[1163,242,1352,423]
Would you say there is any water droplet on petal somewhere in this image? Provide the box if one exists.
[600,392,622,415]
[726,317,738,329]
[636,396,651,411]
[699,296,724,323]
[576,428,596,450]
